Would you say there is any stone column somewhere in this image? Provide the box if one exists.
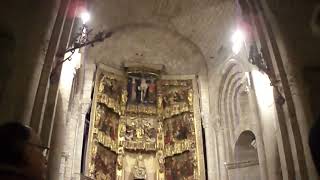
[202,119,219,180]
[197,74,219,180]
[254,0,318,178]
[72,62,96,179]
[47,93,67,180]
[42,0,79,179]
[30,0,71,133]
[214,118,229,180]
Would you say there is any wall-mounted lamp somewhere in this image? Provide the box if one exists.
[50,11,113,80]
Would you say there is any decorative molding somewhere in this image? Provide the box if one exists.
[224,160,259,169]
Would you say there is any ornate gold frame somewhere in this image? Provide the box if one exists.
[85,64,206,180]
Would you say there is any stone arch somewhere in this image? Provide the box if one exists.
[214,57,254,173]
[227,130,261,180]
[217,59,249,140]
[234,130,258,162]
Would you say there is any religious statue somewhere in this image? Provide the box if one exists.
[130,78,137,102]
[188,89,193,106]
[95,104,105,127]
[106,80,113,95]
[147,79,156,103]
[135,124,145,140]
[125,125,134,141]
[145,127,156,143]
[117,148,124,170]
[119,123,126,138]
[133,155,147,179]
[140,78,148,103]
[121,88,128,105]
[98,75,107,93]
[157,151,165,173]
[157,94,163,113]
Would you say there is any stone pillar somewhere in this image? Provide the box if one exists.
[202,120,219,180]
[197,73,219,180]
[47,93,67,180]
[66,53,96,180]
[253,0,318,178]
[73,62,96,178]
[215,119,229,180]
[30,0,71,133]
[42,0,79,179]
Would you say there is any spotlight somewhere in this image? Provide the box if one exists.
[80,11,90,24]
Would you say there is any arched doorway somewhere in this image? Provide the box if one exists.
[229,130,260,180]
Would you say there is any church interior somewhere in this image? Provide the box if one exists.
[1,0,320,180]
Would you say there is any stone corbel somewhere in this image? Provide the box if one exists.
[213,115,224,131]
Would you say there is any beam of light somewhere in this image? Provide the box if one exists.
[251,70,274,107]
[231,29,245,54]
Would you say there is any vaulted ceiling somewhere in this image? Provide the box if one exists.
[87,0,236,71]
[86,0,319,73]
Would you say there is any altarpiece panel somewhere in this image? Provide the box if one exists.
[86,64,205,180]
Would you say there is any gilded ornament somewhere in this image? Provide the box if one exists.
[88,68,202,180]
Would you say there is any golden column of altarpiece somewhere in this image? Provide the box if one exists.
[85,64,206,180]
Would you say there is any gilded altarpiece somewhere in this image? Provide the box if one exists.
[86,64,205,180]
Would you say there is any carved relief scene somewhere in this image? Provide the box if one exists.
[165,151,195,180]
[95,103,119,141]
[122,116,158,151]
[91,145,117,180]
[158,80,193,118]
[86,64,203,180]
[96,72,127,114]
[164,113,193,145]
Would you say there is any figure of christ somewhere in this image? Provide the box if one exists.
[140,78,148,103]
[130,78,137,102]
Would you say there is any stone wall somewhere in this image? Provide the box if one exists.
[0,0,60,123]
